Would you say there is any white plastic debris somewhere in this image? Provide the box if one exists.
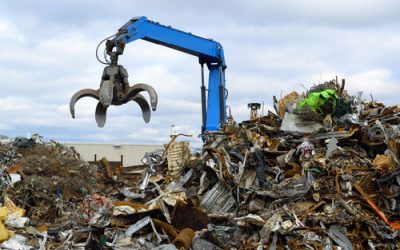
[8,174,21,186]
[5,216,29,228]
[260,213,283,242]
[325,137,338,158]
[281,220,293,230]
[112,205,138,216]
[0,234,31,250]
[120,188,145,199]
[280,113,323,133]
[38,232,47,250]
[234,214,266,226]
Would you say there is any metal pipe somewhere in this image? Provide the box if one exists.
[200,64,207,133]
[172,228,195,250]
[218,66,225,127]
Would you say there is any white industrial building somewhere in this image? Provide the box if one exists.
[64,143,163,167]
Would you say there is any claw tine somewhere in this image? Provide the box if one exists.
[99,80,114,107]
[126,83,158,111]
[70,89,100,118]
[130,93,151,123]
[95,102,108,127]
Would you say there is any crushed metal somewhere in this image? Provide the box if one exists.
[0,78,400,249]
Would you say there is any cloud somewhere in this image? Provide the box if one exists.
[346,70,400,103]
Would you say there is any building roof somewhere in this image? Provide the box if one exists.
[64,143,163,167]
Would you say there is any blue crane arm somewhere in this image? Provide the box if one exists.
[117,16,226,68]
[114,16,227,133]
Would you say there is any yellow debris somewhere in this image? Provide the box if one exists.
[0,222,13,242]
[373,154,395,171]
[278,91,299,117]
[4,196,25,217]
[0,207,8,221]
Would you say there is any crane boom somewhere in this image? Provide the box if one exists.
[113,16,227,133]
[71,16,228,134]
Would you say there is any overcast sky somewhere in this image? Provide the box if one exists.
[0,0,400,147]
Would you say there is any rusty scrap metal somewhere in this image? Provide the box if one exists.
[354,183,400,231]
[172,228,195,250]
[199,182,235,213]
[4,79,400,249]
[167,141,191,181]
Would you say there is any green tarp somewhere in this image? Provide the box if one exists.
[297,89,338,114]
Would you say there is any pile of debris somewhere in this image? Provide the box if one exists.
[0,78,400,249]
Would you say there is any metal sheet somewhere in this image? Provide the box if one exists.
[200,181,235,213]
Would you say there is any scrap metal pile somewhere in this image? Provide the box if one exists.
[0,79,400,249]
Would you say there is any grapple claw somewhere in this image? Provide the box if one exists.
[99,80,114,107]
[129,93,151,123]
[95,102,108,127]
[70,89,100,118]
[70,64,158,127]
[126,83,158,111]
